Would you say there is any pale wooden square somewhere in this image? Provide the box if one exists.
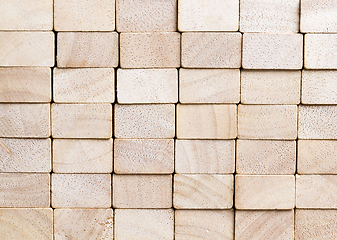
[176,104,237,139]
[52,103,112,139]
[175,140,235,174]
[174,174,233,209]
[120,33,180,68]
[114,139,174,174]
[57,32,118,68]
[53,68,114,103]
[115,209,174,240]
[179,69,240,103]
[242,33,303,69]
[0,32,54,67]
[0,138,51,173]
[52,174,111,208]
[54,0,115,31]
[0,173,50,207]
[117,69,178,103]
[114,104,175,139]
[235,175,295,209]
[54,209,113,240]
[238,105,298,140]
[182,33,242,68]
[241,70,301,104]
[236,210,294,240]
[0,104,50,138]
[0,208,53,240]
[236,140,296,175]
[175,210,234,240]
[53,139,113,173]
[117,0,176,32]
[296,175,337,209]
[178,0,239,31]
[113,174,172,208]
[0,68,51,103]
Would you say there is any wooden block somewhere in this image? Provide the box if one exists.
[241,70,301,104]
[302,70,337,104]
[235,175,295,209]
[54,209,113,240]
[242,33,303,69]
[240,0,299,33]
[52,174,111,208]
[114,139,174,174]
[296,175,337,209]
[235,210,294,239]
[236,140,296,175]
[54,0,115,31]
[175,210,234,240]
[0,0,53,30]
[175,140,235,174]
[176,104,237,139]
[53,68,114,103]
[0,138,51,173]
[114,104,175,139]
[179,69,240,103]
[298,105,337,139]
[0,208,53,240]
[298,140,337,174]
[53,139,113,173]
[113,174,172,208]
[0,104,50,138]
[301,0,337,33]
[114,209,174,240]
[305,34,337,69]
[117,0,176,32]
[181,33,242,68]
[0,173,50,207]
[295,210,337,239]
[178,0,239,31]
[57,32,118,68]
[0,67,51,102]
[120,33,180,68]
[117,69,178,103]
[51,103,112,139]
[174,174,233,209]
[238,105,298,140]
[0,32,54,67]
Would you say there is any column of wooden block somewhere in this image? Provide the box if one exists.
[0,0,54,239]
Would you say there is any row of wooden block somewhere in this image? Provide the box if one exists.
[4,32,337,69]
[1,104,336,139]
[3,68,337,105]
[1,138,336,175]
[2,0,337,34]
[1,208,334,240]
[1,173,337,209]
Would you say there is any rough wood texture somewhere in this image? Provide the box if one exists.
[177,104,237,139]
[0,173,50,207]
[53,68,114,103]
[114,139,174,174]
[53,139,113,173]
[175,210,234,240]
[0,138,51,173]
[174,174,233,209]
[0,68,51,103]
[113,174,172,208]
[235,175,295,209]
[114,209,174,240]
[54,209,113,240]
[0,208,53,240]
[175,140,235,174]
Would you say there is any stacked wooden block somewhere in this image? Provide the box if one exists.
[1,0,337,239]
